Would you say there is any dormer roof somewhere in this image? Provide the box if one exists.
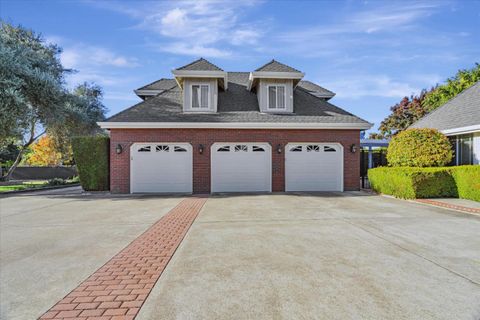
[255,59,302,73]
[175,58,224,71]
[247,59,305,91]
[172,58,228,90]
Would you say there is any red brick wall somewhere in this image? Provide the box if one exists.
[109,129,360,193]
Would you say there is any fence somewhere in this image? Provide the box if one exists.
[7,166,77,180]
[360,149,387,188]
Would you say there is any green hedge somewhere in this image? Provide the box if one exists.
[368,165,480,201]
[450,166,480,201]
[71,136,109,191]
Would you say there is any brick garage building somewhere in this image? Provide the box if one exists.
[99,59,372,194]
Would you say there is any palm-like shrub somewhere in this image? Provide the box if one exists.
[387,129,453,167]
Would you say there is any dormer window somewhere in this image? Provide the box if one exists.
[191,84,210,109]
[267,85,286,110]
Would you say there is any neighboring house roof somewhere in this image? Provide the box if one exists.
[175,58,224,71]
[137,78,177,91]
[106,71,370,126]
[410,81,480,133]
[255,59,302,73]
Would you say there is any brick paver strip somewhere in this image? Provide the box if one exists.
[416,199,480,214]
[39,197,207,320]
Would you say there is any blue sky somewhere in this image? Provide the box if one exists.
[2,0,480,132]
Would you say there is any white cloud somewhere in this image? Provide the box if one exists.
[322,75,419,99]
[90,0,263,57]
[60,45,138,69]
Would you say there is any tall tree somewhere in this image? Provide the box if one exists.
[24,135,63,166]
[375,63,480,138]
[0,22,106,180]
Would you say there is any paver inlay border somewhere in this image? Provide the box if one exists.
[39,197,208,320]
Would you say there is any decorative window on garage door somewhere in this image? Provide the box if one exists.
[217,146,230,152]
[252,146,265,152]
[290,145,302,152]
[306,145,320,152]
[138,146,151,152]
[324,146,337,152]
[174,146,187,152]
[234,145,248,152]
[156,145,170,152]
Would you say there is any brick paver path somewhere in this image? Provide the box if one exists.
[39,197,207,320]
[416,199,480,214]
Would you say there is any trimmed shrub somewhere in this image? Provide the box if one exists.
[369,165,480,201]
[71,136,109,191]
[450,165,480,201]
[368,167,457,199]
[387,129,453,167]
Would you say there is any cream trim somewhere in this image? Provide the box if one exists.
[98,121,373,130]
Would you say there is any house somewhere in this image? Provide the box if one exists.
[98,58,372,193]
[410,81,480,165]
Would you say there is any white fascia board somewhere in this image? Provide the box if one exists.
[250,71,305,79]
[134,89,163,96]
[247,71,305,91]
[98,121,373,130]
[441,124,480,136]
[172,70,228,90]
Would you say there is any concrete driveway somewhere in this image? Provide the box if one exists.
[137,193,480,320]
[1,191,480,320]
[0,191,184,320]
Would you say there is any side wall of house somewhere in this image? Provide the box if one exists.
[109,128,360,193]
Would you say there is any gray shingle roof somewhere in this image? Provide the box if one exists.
[298,80,335,98]
[410,81,480,131]
[107,72,369,125]
[255,60,302,73]
[137,78,177,91]
[175,58,224,71]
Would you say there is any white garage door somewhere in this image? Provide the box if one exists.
[211,143,271,193]
[285,143,343,192]
[130,143,192,193]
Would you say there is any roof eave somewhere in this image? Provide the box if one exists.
[171,70,228,90]
[98,121,373,130]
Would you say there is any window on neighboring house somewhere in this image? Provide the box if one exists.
[268,85,286,109]
[191,84,209,109]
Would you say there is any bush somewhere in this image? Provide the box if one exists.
[47,178,66,186]
[71,136,109,191]
[368,165,480,201]
[368,167,457,199]
[387,129,453,167]
[450,166,480,201]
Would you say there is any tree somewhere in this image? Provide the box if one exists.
[378,90,430,137]
[24,135,66,166]
[422,63,480,112]
[0,22,106,179]
[376,63,480,138]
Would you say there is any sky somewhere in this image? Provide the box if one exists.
[2,0,480,133]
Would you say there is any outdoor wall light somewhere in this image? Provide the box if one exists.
[115,144,123,154]
[350,144,357,153]
[277,144,283,154]
[199,144,204,154]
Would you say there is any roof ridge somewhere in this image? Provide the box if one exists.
[255,59,302,73]
[175,57,224,71]
[413,80,480,126]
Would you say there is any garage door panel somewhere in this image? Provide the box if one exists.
[130,143,192,193]
[286,143,343,192]
[211,143,271,193]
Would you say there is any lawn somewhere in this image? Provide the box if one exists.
[0,178,79,193]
